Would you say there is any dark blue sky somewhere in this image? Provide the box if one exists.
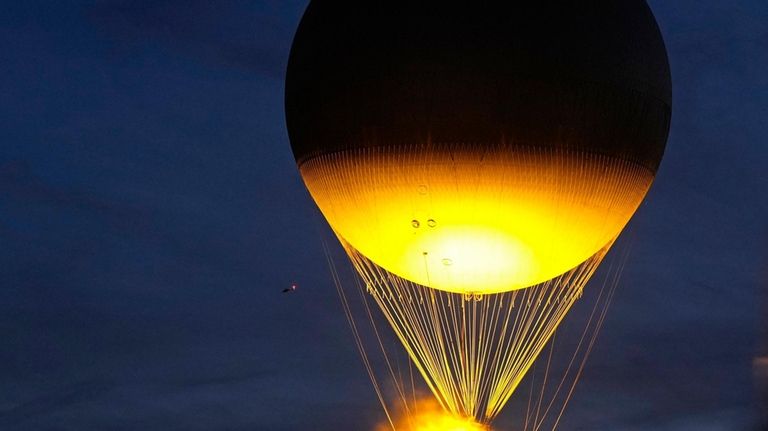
[1,1,766,430]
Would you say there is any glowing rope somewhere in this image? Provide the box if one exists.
[342,241,611,423]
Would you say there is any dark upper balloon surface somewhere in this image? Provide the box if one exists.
[285,1,671,171]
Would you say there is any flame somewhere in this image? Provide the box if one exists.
[404,413,487,431]
[376,398,490,431]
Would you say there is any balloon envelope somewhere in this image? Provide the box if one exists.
[286,1,671,294]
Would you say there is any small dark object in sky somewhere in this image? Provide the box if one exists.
[282,284,298,293]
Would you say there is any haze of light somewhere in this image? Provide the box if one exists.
[376,398,489,431]
[408,414,487,431]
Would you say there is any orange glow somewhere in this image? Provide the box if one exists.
[376,398,489,431]
[301,146,652,294]
[404,414,487,431]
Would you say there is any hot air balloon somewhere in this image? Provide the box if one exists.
[286,0,670,424]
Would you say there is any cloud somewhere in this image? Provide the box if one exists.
[0,380,115,428]
[84,0,303,79]
[0,160,152,233]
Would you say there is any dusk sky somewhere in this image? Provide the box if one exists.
[1,1,767,430]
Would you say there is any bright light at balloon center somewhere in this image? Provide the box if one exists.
[398,225,538,292]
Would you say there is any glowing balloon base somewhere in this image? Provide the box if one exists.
[301,146,651,294]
